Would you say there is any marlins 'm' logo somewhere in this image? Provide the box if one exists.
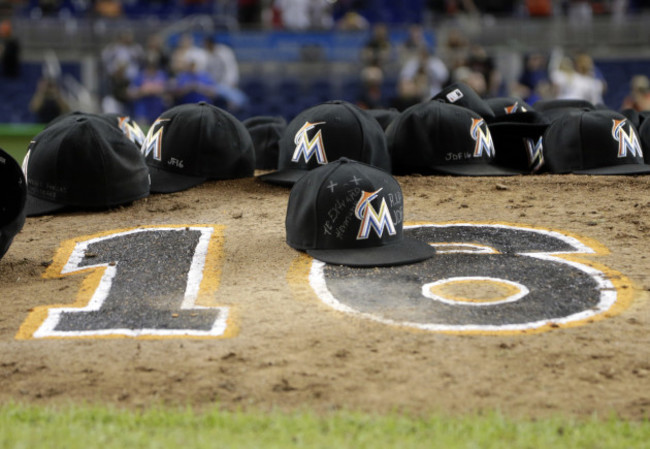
[141,118,170,161]
[355,188,396,240]
[470,118,495,158]
[291,121,327,164]
[524,136,544,173]
[504,102,527,114]
[116,116,146,147]
[612,119,643,158]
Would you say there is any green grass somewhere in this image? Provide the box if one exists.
[0,123,44,163]
[1,403,649,449]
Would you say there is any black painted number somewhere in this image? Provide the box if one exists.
[306,223,630,334]
[17,226,231,339]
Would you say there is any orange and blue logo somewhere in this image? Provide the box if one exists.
[292,121,327,164]
[612,119,643,158]
[116,116,146,147]
[470,118,495,158]
[141,118,170,161]
[355,189,396,240]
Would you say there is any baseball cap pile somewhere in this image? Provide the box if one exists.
[258,100,391,187]
[2,83,650,268]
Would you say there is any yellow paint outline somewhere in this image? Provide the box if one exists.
[15,225,238,340]
[427,278,523,304]
[288,221,638,336]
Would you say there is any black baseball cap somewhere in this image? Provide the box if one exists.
[258,100,391,187]
[543,109,650,174]
[286,158,435,267]
[366,108,400,131]
[386,100,521,176]
[143,102,255,193]
[22,114,150,216]
[432,82,495,119]
[48,111,147,147]
[486,101,550,174]
[533,99,595,123]
[0,148,26,260]
[243,115,287,170]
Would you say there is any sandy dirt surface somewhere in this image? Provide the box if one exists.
[1,173,649,420]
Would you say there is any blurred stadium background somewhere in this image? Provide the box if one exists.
[1,0,649,161]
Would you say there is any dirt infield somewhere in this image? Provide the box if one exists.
[1,174,649,420]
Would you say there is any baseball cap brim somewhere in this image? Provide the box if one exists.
[307,238,436,267]
[433,164,523,176]
[257,168,308,187]
[24,194,68,217]
[573,163,650,175]
[148,165,207,193]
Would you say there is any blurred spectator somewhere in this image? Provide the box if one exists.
[171,58,217,105]
[361,23,393,68]
[452,66,487,96]
[29,76,70,123]
[128,55,170,127]
[274,0,333,30]
[438,27,470,75]
[143,34,171,74]
[170,33,208,76]
[203,36,248,112]
[398,24,430,64]
[574,51,606,91]
[399,45,449,99]
[0,19,20,78]
[525,0,553,16]
[204,36,239,89]
[94,0,123,18]
[620,75,650,112]
[512,50,551,104]
[390,79,422,111]
[101,30,144,81]
[357,65,386,110]
[464,44,502,97]
[102,60,133,115]
[336,10,370,30]
[548,48,605,105]
[567,0,592,25]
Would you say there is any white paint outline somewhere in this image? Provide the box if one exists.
[421,276,529,306]
[308,223,617,333]
[33,227,229,338]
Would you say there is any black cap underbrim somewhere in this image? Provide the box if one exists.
[573,163,650,175]
[25,194,68,217]
[148,165,208,193]
[433,164,524,176]
[306,238,436,268]
[257,168,308,187]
